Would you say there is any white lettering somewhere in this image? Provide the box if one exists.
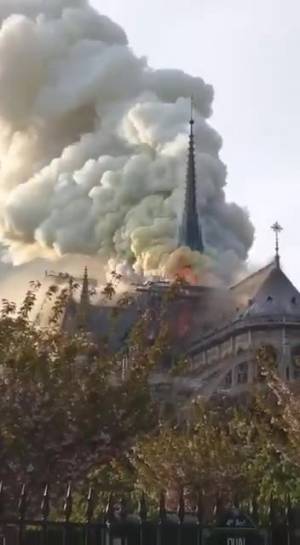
[226,538,245,545]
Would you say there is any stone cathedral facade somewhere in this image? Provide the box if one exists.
[149,260,300,410]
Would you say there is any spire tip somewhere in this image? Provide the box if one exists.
[189,97,194,131]
[271,222,283,269]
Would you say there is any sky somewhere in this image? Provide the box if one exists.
[90,0,300,286]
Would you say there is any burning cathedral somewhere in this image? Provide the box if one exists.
[45,108,300,407]
[0,2,298,408]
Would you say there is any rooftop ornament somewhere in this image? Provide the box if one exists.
[271,221,283,269]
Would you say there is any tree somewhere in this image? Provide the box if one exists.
[1,281,300,516]
[0,282,164,511]
[120,346,300,508]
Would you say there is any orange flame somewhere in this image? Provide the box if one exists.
[174,266,200,286]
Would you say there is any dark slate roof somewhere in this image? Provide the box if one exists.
[86,304,139,350]
[242,266,300,318]
[230,261,274,299]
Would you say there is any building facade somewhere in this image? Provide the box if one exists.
[149,260,300,406]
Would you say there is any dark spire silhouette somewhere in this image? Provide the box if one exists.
[77,267,90,329]
[178,99,204,253]
[81,267,90,305]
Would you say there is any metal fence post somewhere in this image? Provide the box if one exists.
[213,494,223,527]
[41,484,50,545]
[285,496,294,545]
[17,484,27,545]
[268,496,277,545]
[120,498,128,545]
[63,483,73,545]
[177,489,185,545]
[139,493,147,545]
[85,487,94,545]
[250,495,259,526]
[105,494,114,545]
[157,492,166,545]
[0,483,6,545]
[196,491,204,545]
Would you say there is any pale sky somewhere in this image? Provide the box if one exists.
[91,0,300,286]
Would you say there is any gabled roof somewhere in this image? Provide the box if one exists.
[242,266,300,318]
[230,261,275,299]
[86,304,138,349]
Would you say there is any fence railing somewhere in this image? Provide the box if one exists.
[0,482,297,545]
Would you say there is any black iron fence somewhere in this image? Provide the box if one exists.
[0,483,298,545]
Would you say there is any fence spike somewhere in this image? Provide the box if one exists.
[268,495,276,525]
[41,483,50,520]
[177,488,185,523]
[139,493,148,522]
[85,487,94,522]
[285,494,293,528]
[18,484,27,520]
[63,482,73,522]
[105,493,114,523]
[233,493,240,510]
[159,491,166,522]
[213,494,222,520]
[120,498,127,521]
[196,491,204,524]
[0,482,4,517]
[250,495,258,523]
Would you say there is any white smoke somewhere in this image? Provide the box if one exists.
[0,0,254,282]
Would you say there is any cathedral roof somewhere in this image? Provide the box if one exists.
[230,261,274,300]
[84,304,138,350]
[242,266,300,319]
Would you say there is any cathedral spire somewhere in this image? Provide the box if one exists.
[178,98,204,253]
[77,267,90,329]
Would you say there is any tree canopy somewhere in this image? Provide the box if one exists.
[0,282,162,508]
[0,283,300,515]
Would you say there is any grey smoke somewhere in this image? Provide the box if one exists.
[0,0,254,281]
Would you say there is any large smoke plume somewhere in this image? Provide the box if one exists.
[0,0,254,283]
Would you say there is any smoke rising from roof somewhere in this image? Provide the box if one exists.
[0,0,254,282]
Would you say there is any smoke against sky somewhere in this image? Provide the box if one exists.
[89,0,300,287]
[0,0,254,282]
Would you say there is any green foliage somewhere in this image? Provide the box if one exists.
[119,345,300,507]
[0,282,161,510]
[1,283,300,515]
